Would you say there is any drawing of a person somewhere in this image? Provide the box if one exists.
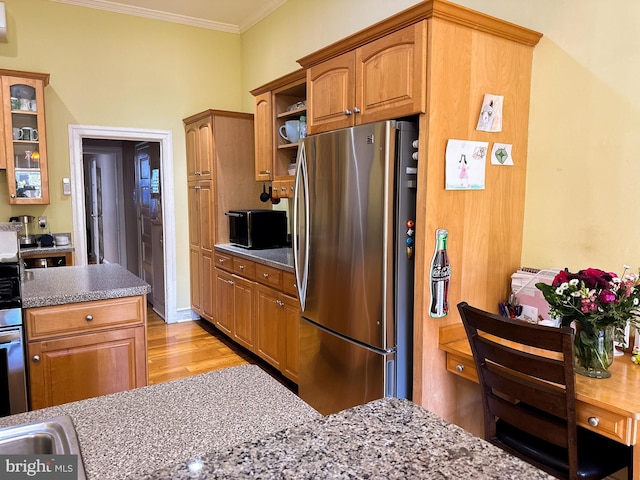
[458,154,469,187]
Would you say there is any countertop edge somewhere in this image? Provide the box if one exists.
[215,244,293,272]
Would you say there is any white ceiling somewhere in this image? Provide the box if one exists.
[52,0,288,33]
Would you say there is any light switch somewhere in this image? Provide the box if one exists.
[62,177,71,195]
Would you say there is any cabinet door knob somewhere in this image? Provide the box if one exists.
[276,300,284,307]
[260,170,271,175]
[588,416,600,427]
[32,355,40,362]
[10,194,15,198]
[455,364,464,372]
[263,273,269,278]
[239,265,244,270]
[85,315,94,321]
[344,109,352,116]
[353,107,361,114]
[227,280,234,285]
[218,258,224,263]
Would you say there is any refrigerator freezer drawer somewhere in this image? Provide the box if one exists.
[299,317,395,415]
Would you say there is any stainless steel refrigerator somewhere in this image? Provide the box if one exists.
[293,120,418,415]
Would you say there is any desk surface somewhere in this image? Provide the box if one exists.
[440,326,640,479]
[441,337,640,421]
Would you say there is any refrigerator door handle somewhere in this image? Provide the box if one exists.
[293,141,310,311]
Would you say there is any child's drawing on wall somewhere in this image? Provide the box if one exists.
[458,154,469,187]
[476,94,503,132]
[445,139,488,190]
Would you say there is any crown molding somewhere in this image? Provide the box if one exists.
[52,0,285,34]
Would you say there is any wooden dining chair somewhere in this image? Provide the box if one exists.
[457,302,633,480]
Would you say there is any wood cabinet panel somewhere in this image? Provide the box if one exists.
[215,268,234,336]
[307,52,355,134]
[256,284,285,369]
[233,257,256,280]
[28,326,146,410]
[356,22,426,124]
[282,293,300,382]
[233,275,257,351]
[282,271,297,298]
[254,92,273,182]
[189,246,201,314]
[201,252,214,321]
[306,23,426,134]
[214,252,233,272]
[255,263,283,289]
[26,296,144,341]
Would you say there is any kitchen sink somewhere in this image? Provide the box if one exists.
[0,415,86,478]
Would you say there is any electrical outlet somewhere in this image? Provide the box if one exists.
[38,216,47,229]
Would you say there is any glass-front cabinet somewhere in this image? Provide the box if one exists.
[0,70,50,204]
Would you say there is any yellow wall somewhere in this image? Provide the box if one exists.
[242,0,640,276]
[3,0,638,313]
[0,0,245,310]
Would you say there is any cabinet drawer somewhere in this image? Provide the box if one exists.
[446,353,479,384]
[255,264,282,289]
[282,271,297,297]
[233,257,256,280]
[576,402,632,444]
[26,296,145,341]
[214,252,233,272]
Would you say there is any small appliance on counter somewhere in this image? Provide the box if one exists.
[226,209,287,249]
[9,216,37,248]
[39,233,54,248]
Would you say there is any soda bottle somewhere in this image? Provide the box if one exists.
[429,229,450,318]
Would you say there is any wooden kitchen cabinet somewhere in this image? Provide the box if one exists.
[184,110,263,322]
[0,69,51,204]
[255,284,299,382]
[214,268,258,351]
[251,69,306,198]
[305,22,426,134]
[215,260,258,352]
[25,295,148,410]
[214,248,300,383]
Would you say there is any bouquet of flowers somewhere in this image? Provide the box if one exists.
[536,266,640,376]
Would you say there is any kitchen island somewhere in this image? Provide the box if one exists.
[21,263,151,409]
[0,364,550,479]
[21,262,151,308]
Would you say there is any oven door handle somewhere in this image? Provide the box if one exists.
[0,331,20,345]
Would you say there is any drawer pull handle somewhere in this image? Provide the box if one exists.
[32,355,40,362]
[239,265,244,270]
[276,300,284,307]
[218,258,225,263]
[263,273,269,278]
[455,364,464,372]
[588,416,600,427]
[227,280,234,285]
[85,315,94,321]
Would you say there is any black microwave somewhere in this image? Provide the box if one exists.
[226,210,288,249]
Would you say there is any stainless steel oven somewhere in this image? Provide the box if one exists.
[0,262,27,416]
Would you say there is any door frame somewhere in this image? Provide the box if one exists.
[68,124,179,323]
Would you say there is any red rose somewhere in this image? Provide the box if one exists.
[553,270,570,287]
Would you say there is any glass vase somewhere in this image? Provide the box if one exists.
[573,322,614,378]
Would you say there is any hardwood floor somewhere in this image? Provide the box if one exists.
[146,307,255,385]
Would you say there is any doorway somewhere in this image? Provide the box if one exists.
[68,125,180,323]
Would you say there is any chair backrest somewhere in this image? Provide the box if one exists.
[457,302,577,476]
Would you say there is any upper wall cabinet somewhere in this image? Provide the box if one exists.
[304,22,426,135]
[0,70,50,204]
[251,69,306,198]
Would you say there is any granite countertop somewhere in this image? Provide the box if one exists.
[215,244,293,272]
[0,365,321,480]
[141,397,551,480]
[20,245,75,256]
[21,263,151,308]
